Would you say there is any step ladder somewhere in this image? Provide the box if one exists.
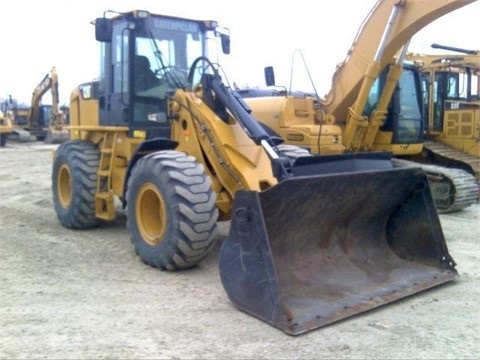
[95,132,117,220]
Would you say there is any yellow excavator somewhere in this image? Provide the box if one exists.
[53,9,457,335]
[240,0,479,213]
[11,67,68,143]
[406,44,479,184]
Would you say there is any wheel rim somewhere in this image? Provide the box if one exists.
[57,164,73,208]
[136,183,167,246]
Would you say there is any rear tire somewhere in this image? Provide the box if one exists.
[0,133,6,147]
[126,150,218,270]
[52,140,101,229]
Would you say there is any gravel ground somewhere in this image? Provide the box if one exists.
[1,141,479,359]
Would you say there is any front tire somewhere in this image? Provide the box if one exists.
[52,140,101,229]
[126,150,218,270]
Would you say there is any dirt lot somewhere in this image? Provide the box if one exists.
[1,141,479,359]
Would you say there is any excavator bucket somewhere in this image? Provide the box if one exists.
[219,154,457,335]
[44,128,70,144]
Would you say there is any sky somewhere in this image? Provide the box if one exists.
[1,0,479,106]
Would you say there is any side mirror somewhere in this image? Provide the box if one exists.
[221,33,230,55]
[264,66,276,87]
[95,17,112,43]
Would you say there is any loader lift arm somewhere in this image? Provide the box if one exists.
[183,63,458,337]
[187,57,293,181]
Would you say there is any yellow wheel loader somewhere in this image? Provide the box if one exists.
[240,0,479,213]
[53,10,456,335]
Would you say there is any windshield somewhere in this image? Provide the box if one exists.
[395,69,423,143]
[134,17,206,94]
[366,68,422,144]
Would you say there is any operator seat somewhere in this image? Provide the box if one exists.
[134,55,160,92]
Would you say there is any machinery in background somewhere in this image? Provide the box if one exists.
[240,0,479,213]
[406,44,479,185]
[51,9,456,335]
[0,104,13,147]
[10,67,69,143]
[0,98,14,147]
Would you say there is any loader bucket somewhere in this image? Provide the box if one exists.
[219,162,457,335]
[45,129,70,144]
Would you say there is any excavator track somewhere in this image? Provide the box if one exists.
[423,141,480,182]
[392,158,479,213]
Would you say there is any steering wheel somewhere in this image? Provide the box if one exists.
[187,57,217,91]
[155,66,189,88]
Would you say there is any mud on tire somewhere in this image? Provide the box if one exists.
[126,150,218,270]
[52,140,101,229]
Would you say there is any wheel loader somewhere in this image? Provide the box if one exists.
[239,0,479,213]
[52,9,457,335]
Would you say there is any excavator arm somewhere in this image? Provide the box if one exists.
[27,67,58,129]
[322,0,477,150]
[25,67,68,142]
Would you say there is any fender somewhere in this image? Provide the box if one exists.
[121,138,178,207]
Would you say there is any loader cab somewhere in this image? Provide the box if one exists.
[94,10,230,139]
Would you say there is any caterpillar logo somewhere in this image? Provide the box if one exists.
[154,19,199,33]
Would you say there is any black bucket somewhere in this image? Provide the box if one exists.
[219,166,457,335]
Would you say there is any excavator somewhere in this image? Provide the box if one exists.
[406,44,479,184]
[52,9,457,335]
[11,67,68,143]
[239,0,479,213]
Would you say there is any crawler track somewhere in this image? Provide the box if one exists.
[392,158,479,213]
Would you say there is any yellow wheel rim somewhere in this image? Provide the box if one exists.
[135,183,167,246]
[57,164,73,208]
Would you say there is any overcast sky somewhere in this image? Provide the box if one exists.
[1,0,479,106]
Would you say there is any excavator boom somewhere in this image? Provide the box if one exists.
[25,67,68,143]
[241,0,479,213]
[323,0,477,122]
